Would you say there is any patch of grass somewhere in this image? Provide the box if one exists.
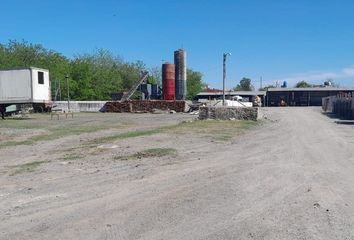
[89,129,160,145]
[10,161,46,175]
[114,148,177,160]
[164,119,256,133]
[88,119,258,146]
[0,139,34,148]
[61,153,84,161]
[162,119,257,141]
[0,125,113,148]
[0,113,132,148]
[213,133,234,142]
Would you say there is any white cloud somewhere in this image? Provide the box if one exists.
[269,66,354,87]
[342,67,354,76]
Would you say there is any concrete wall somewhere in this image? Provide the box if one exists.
[53,101,106,112]
[199,99,253,107]
[199,106,259,121]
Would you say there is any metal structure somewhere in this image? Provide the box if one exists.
[162,63,175,100]
[174,49,187,100]
[139,84,161,100]
[121,72,149,101]
[222,53,231,106]
[65,74,70,112]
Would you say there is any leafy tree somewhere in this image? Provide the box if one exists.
[0,40,70,100]
[149,66,162,85]
[147,76,157,85]
[0,40,207,101]
[187,69,204,100]
[295,80,312,88]
[70,49,145,100]
[234,77,254,91]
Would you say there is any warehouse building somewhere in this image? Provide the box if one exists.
[266,88,354,106]
[196,87,354,107]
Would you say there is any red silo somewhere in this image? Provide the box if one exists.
[162,63,175,100]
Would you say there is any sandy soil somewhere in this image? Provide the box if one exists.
[1,108,354,240]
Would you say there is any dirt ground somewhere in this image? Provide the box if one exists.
[1,108,354,240]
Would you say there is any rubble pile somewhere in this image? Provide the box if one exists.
[199,106,259,121]
[104,100,186,113]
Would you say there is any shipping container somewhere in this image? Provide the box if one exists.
[0,67,51,104]
[0,67,52,114]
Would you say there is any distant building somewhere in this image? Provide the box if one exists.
[266,87,354,106]
[196,87,354,107]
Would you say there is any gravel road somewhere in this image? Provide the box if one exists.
[1,107,354,240]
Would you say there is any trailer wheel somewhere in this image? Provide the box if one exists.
[33,105,44,113]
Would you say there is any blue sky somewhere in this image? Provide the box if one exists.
[1,0,354,88]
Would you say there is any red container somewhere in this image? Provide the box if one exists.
[162,63,175,100]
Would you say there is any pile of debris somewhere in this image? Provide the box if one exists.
[103,100,186,113]
[199,106,259,121]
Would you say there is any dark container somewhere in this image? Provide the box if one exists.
[174,49,187,100]
[151,84,159,99]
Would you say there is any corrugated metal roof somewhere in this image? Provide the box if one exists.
[267,87,354,92]
[197,91,266,96]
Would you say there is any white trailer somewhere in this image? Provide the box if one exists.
[0,67,52,118]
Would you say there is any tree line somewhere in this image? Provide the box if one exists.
[0,40,204,100]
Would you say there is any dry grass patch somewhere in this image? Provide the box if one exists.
[88,129,159,146]
[163,119,257,141]
[114,148,177,161]
[10,161,46,175]
[61,153,85,161]
[0,113,132,148]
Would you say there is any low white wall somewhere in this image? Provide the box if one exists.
[214,100,253,107]
[53,101,107,112]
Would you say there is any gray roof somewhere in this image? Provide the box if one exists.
[267,87,354,92]
[0,67,49,72]
[197,91,266,96]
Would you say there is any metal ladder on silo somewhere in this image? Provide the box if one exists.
[121,72,149,101]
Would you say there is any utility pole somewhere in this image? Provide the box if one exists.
[222,53,231,106]
[58,78,61,101]
[66,74,70,112]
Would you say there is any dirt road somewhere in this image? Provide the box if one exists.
[1,108,354,239]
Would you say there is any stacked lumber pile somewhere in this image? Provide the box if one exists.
[104,100,186,113]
